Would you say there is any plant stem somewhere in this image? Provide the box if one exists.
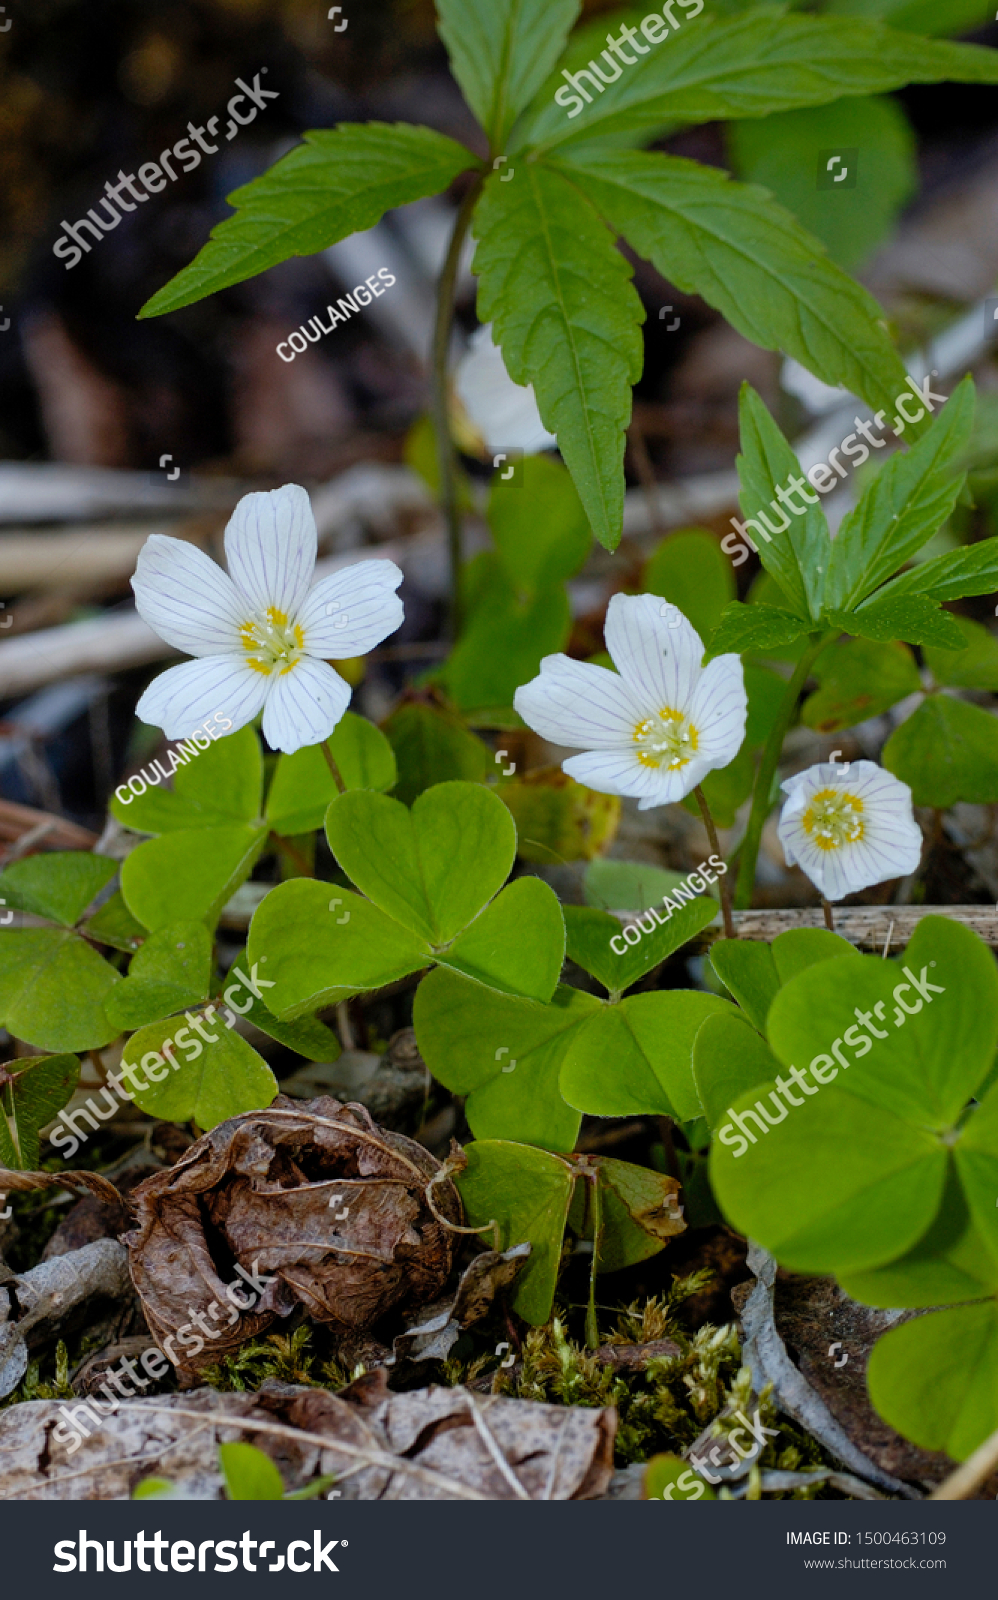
[585,1170,602,1352]
[693,784,735,939]
[320,741,347,794]
[821,897,835,932]
[431,173,485,640]
[734,634,832,910]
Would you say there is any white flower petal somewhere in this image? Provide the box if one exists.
[604,593,704,714]
[224,484,317,621]
[131,535,245,656]
[687,653,748,763]
[778,762,922,901]
[562,750,667,803]
[260,657,351,755]
[136,656,269,742]
[454,325,556,456]
[513,655,643,750]
[297,559,404,657]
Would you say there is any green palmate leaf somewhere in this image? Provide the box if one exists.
[472,163,644,552]
[381,701,492,807]
[121,824,269,932]
[324,783,516,946]
[824,597,966,650]
[247,882,430,1019]
[883,694,998,807]
[802,638,920,733]
[866,1303,998,1462]
[0,852,117,928]
[443,555,571,712]
[565,150,911,435]
[414,970,595,1150]
[519,9,998,151]
[219,1443,285,1502]
[437,0,580,147]
[265,713,397,836]
[824,377,975,612]
[139,124,476,317]
[823,0,992,40]
[564,897,719,997]
[0,929,120,1052]
[0,1054,79,1170]
[866,536,998,608]
[437,876,565,1003]
[728,94,917,272]
[121,1005,278,1131]
[925,617,998,690]
[236,987,341,1062]
[709,602,810,656]
[709,927,859,1031]
[693,1012,782,1130]
[560,990,736,1122]
[455,1140,576,1323]
[642,530,736,643]
[110,724,264,834]
[81,891,146,953]
[104,920,213,1032]
[583,858,693,913]
[487,455,591,596]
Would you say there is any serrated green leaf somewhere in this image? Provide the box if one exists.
[413,970,594,1151]
[802,638,920,732]
[121,1006,277,1131]
[866,536,998,608]
[437,0,580,147]
[325,783,516,946]
[437,876,565,1002]
[824,377,974,611]
[824,597,967,650]
[735,383,832,616]
[883,694,998,806]
[104,920,213,1032]
[455,1139,576,1323]
[867,1303,998,1461]
[121,824,269,932]
[140,123,476,317]
[0,929,119,1052]
[472,163,644,552]
[824,0,992,41]
[709,602,810,655]
[642,530,736,643]
[0,852,117,928]
[265,713,397,836]
[0,1054,79,1170]
[381,701,492,807]
[564,896,719,997]
[925,617,998,690]
[560,990,736,1122]
[488,455,591,596]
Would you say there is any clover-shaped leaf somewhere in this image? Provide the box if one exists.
[104,920,213,1032]
[560,991,735,1124]
[0,1053,79,1170]
[564,897,718,998]
[120,1004,278,1132]
[709,928,859,1031]
[264,711,397,837]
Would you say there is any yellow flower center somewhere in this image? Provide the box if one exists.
[239,606,305,676]
[802,788,864,851]
[633,706,699,770]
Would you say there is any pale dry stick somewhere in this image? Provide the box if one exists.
[463,1394,531,1500]
[0,1427,219,1501]
[425,1160,500,1253]
[929,1422,998,1500]
[647,905,998,952]
[882,920,895,959]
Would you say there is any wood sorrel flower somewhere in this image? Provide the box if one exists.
[132,483,403,754]
[512,593,747,808]
[778,761,922,901]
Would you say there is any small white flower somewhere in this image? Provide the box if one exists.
[454,324,556,456]
[778,762,922,902]
[132,483,403,755]
[512,593,747,809]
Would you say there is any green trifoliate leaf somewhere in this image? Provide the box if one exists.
[560,990,736,1122]
[247,881,430,1019]
[0,852,116,928]
[693,1012,782,1130]
[437,0,580,147]
[866,1303,998,1462]
[121,824,269,933]
[324,783,516,946]
[841,1175,998,1309]
[235,987,341,1062]
[81,891,146,953]
[0,1054,79,1170]
[455,1140,576,1324]
[924,617,998,691]
[0,929,120,1052]
[120,1006,278,1130]
[110,724,263,833]
[265,713,397,836]
[564,897,719,997]
[381,701,492,807]
[642,529,735,644]
[865,535,998,608]
[437,877,565,1003]
[139,124,477,317]
[802,639,920,733]
[709,602,810,656]
[519,9,998,152]
[823,598,966,650]
[709,927,859,1032]
[487,455,591,597]
[472,163,644,552]
[883,695,998,807]
[104,920,213,1032]
[569,1155,685,1273]
[413,969,596,1151]
[823,377,974,612]
[583,858,692,913]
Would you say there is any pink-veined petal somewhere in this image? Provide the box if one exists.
[778,762,922,901]
[260,656,352,755]
[136,656,269,741]
[131,536,244,656]
[298,559,404,657]
[513,656,642,750]
[687,653,748,763]
[604,593,704,714]
[224,484,317,621]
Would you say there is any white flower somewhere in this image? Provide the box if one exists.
[778,762,922,902]
[512,593,747,809]
[454,324,556,456]
[132,483,403,755]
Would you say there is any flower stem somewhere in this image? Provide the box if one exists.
[431,173,485,640]
[734,633,833,911]
[320,741,347,795]
[693,785,735,939]
[821,897,835,932]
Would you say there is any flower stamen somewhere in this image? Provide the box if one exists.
[633,706,699,771]
[239,608,306,677]
[802,788,864,852]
